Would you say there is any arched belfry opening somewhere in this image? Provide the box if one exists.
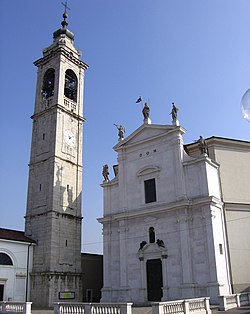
[42,68,55,99]
[64,69,77,102]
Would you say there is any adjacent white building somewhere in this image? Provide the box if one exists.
[0,228,35,302]
[186,136,250,294]
[99,118,237,305]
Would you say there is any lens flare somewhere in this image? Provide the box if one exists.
[241,88,250,122]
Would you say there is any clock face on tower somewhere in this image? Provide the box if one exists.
[64,130,75,147]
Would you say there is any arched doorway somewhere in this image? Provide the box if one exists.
[146,258,163,301]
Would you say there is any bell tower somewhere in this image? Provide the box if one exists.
[25,6,88,307]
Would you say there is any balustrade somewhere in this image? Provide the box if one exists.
[219,292,250,311]
[64,98,77,112]
[152,297,211,314]
[54,302,132,314]
[0,302,31,314]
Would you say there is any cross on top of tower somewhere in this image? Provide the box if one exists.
[61,1,70,29]
[53,0,74,40]
[61,1,70,14]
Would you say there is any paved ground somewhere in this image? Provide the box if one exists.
[31,305,250,314]
[211,305,250,314]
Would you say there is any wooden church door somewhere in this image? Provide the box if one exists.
[0,284,4,301]
[146,258,163,301]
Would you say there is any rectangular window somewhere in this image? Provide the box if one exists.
[219,244,223,254]
[144,178,156,203]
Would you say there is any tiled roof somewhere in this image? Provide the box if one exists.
[0,228,36,244]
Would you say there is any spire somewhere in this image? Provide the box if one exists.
[53,1,74,41]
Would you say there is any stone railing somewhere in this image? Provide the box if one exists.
[0,302,32,314]
[219,292,250,311]
[64,98,77,112]
[152,297,211,314]
[54,302,133,314]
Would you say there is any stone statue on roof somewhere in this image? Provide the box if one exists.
[197,136,208,155]
[170,102,179,126]
[142,102,150,119]
[102,164,110,182]
[114,124,125,141]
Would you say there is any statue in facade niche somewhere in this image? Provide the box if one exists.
[142,102,150,119]
[197,136,208,155]
[170,102,179,125]
[139,241,147,250]
[102,164,110,182]
[156,239,165,248]
[114,124,125,141]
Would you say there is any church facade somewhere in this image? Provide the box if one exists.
[24,10,88,307]
[99,116,234,305]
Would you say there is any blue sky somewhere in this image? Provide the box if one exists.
[0,1,249,254]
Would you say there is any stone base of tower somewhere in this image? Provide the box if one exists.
[30,272,82,308]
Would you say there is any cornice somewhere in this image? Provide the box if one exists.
[29,155,83,168]
[31,104,85,122]
[0,238,36,246]
[34,46,88,70]
[183,155,220,168]
[100,178,119,188]
[25,210,83,221]
[186,136,250,152]
[224,202,250,211]
[98,196,223,223]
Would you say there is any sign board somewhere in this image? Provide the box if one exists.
[59,291,75,300]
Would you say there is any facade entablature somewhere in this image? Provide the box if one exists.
[99,195,222,223]
[191,195,223,208]
[183,155,220,169]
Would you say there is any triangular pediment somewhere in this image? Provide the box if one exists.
[113,123,185,151]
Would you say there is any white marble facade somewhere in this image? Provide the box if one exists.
[99,122,231,305]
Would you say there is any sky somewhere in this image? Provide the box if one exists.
[0,0,249,254]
